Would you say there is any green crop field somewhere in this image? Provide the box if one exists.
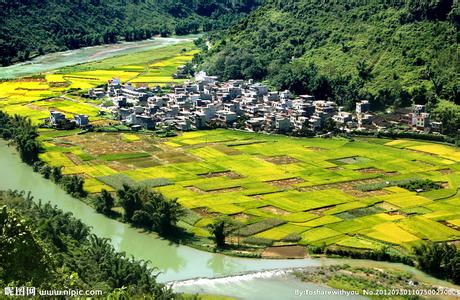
[0,42,197,125]
[4,37,458,254]
[34,129,460,252]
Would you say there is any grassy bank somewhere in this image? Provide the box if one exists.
[294,264,459,299]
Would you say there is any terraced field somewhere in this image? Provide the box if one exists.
[0,42,197,124]
[38,129,460,252]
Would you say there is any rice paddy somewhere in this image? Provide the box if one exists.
[1,40,459,253]
[0,42,197,124]
[35,129,460,252]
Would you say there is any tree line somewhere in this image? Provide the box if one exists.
[0,190,176,298]
[0,0,263,66]
[94,185,184,237]
[197,0,459,136]
[0,111,88,198]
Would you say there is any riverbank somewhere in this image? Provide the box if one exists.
[294,265,460,299]
[0,35,200,79]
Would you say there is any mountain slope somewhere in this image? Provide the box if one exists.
[0,0,263,66]
[199,0,459,110]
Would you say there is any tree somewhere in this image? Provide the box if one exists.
[51,166,63,183]
[413,242,460,284]
[0,206,51,285]
[356,60,372,80]
[60,175,87,198]
[210,220,226,248]
[116,185,183,235]
[95,189,114,216]
[431,100,460,135]
[117,185,143,222]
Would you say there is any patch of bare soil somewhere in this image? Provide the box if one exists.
[440,182,450,188]
[299,178,392,198]
[263,155,300,165]
[267,177,304,188]
[412,159,435,166]
[441,221,460,231]
[155,151,198,163]
[407,149,437,157]
[200,171,242,179]
[308,207,332,216]
[439,168,453,175]
[186,186,206,194]
[192,208,219,218]
[25,104,47,111]
[207,186,244,194]
[386,210,406,217]
[15,77,46,82]
[260,205,290,216]
[212,144,242,155]
[232,213,251,222]
[49,82,70,88]
[262,246,307,258]
[106,161,134,172]
[375,202,400,211]
[62,132,148,155]
[327,166,344,171]
[65,153,83,165]
[357,167,386,174]
[306,146,326,151]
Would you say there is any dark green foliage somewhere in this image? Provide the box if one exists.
[210,220,226,248]
[414,242,460,284]
[60,175,87,198]
[0,190,173,297]
[94,189,115,216]
[431,100,460,135]
[117,185,184,235]
[397,179,442,192]
[242,236,274,246]
[0,0,263,67]
[356,178,441,192]
[0,111,41,165]
[50,166,63,183]
[281,233,301,243]
[239,218,286,236]
[200,0,458,112]
[336,206,386,220]
[0,205,51,285]
[324,247,414,266]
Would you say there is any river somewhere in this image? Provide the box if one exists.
[0,35,200,79]
[1,141,459,299]
[0,39,458,298]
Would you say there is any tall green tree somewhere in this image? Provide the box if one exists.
[95,189,115,216]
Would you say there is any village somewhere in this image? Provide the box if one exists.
[51,71,442,136]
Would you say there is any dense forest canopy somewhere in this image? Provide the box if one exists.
[197,0,459,113]
[0,0,263,66]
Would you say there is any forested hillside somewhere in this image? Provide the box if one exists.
[198,0,459,111]
[0,0,263,66]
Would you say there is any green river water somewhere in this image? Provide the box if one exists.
[1,141,459,299]
[0,35,199,79]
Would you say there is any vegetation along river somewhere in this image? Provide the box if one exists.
[1,140,459,299]
[0,35,200,79]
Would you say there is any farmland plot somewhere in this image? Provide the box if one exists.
[5,99,460,252]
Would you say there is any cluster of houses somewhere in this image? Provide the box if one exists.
[49,111,89,129]
[83,72,442,135]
